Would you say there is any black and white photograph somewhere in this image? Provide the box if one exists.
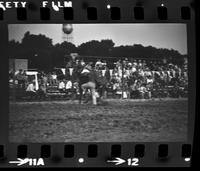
[8,24,188,142]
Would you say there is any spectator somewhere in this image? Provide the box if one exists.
[26,81,37,98]
[58,79,66,92]
[65,80,72,90]
[38,84,47,99]
[15,69,26,89]
[41,72,48,94]
[51,72,57,85]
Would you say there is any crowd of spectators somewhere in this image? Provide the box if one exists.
[110,58,188,99]
[9,57,188,100]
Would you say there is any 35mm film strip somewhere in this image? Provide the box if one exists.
[0,0,197,168]
[0,0,195,21]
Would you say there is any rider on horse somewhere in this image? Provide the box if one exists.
[80,64,97,105]
[72,61,109,105]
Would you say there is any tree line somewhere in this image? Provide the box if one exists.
[8,31,186,70]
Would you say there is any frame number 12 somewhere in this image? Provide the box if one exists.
[127,158,139,166]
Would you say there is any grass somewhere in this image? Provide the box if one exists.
[9,98,188,142]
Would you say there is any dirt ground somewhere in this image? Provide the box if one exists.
[9,98,188,142]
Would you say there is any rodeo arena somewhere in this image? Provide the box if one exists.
[9,55,188,142]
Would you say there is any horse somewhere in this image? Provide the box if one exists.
[72,66,108,105]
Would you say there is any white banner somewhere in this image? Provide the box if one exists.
[123,92,128,99]
[118,69,122,77]
[172,70,176,77]
[61,68,66,75]
[69,68,73,76]
[109,69,113,76]
[126,70,130,76]
[102,70,106,76]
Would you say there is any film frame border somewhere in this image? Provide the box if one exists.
[0,0,196,167]
[0,0,195,22]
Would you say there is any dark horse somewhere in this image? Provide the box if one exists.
[72,66,108,105]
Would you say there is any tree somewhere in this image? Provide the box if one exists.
[78,39,115,56]
[52,41,77,67]
[19,32,54,70]
[21,32,53,50]
[9,32,186,69]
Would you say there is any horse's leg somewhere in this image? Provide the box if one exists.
[84,88,91,104]
[101,86,106,99]
[79,85,83,104]
[98,86,102,98]
[90,83,97,105]
[91,89,97,105]
[98,86,105,101]
[96,87,101,103]
[80,84,88,104]
[104,85,108,99]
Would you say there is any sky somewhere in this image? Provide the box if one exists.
[8,24,187,55]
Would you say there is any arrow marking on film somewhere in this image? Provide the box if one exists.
[107,157,126,165]
[9,158,29,166]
